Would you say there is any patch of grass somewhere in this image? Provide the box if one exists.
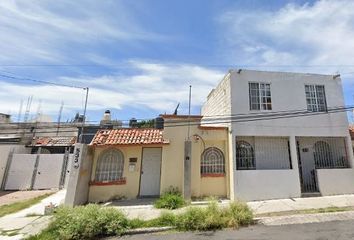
[128,212,177,229]
[175,201,253,231]
[0,193,52,218]
[29,201,254,239]
[28,204,129,240]
[256,206,354,218]
[154,187,185,210]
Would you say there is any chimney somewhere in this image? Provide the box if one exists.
[103,110,111,121]
[100,110,112,128]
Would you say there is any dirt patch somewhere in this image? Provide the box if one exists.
[0,190,56,206]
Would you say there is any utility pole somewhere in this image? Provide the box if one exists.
[79,87,89,143]
[17,99,23,128]
[57,101,64,136]
[184,85,192,200]
[187,85,192,139]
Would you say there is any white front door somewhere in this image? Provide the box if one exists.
[140,148,162,196]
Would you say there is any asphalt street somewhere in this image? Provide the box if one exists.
[117,219,354,240]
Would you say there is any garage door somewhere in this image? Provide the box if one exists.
[32,154,65,190]
[5,154,37,190]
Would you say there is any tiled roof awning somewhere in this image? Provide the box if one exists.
[91,128,169,146]
[32,136,77,147]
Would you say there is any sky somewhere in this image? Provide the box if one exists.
[1,0,354,123]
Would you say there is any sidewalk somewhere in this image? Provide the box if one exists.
[109,194,354,220]
[1,193,354,239]
[0,190,66,240]
[248,194,354,215]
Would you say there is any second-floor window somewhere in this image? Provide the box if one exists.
[249,82,272,110]
[305,85,327,112]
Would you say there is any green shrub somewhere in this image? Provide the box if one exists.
[154,187,185,210]
[175,201,253,231]
[128,218,146,229]
[31,204,129,240]
[145,212,177,227]
[176,207,206,231]
[224,201,254,228]
[176,201,225,231]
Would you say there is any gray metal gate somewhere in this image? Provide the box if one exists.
[3,152,71,190]
[32,154,65,190]
[296,137,349,194]
[297,140,319,193]
[4,154,37,190]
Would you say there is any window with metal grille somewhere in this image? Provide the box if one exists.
[249,82,272,110]
[236,141,255,170]
[201,147,225,174]
[305,85,327,112]
[314,141,348,168]
[95,149,124,182]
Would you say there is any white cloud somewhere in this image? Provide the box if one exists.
[0,61,224,119]
[219,0,354,74]
[0,1,164,64]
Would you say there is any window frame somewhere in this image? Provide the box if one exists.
[249,82,272,111]
[94,148,125,183]
[200,147,225,176]
[305,84,327,112]
[236,140,256,170]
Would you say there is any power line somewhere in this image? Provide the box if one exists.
[0,106,353,135]
[163,106,354,128]
[0,73,85,89]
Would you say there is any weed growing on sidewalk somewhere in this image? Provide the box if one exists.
[28,204,129,240]
[154,187,185,210]
[0,193,52,218]
[28,201,253,239]
[176,201,253,231]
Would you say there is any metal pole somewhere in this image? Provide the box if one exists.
[187,85,192,140]
[80,87,89,143]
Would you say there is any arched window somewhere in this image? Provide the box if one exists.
[314,141,332,168]
[236,141,255,170]
[95,149,124,182]
[201,147,225,175]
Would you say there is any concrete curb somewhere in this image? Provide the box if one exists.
[258,210,354,226]
[125,226,175,235]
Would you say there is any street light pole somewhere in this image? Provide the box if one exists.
[79,87,89,143]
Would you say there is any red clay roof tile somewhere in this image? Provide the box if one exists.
[90,128,169,146]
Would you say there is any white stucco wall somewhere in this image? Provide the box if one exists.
[317,168,354,195]
[235,170,301,201]
[229,70,349,137]
[202,69,353,200]
[201,72,231,124]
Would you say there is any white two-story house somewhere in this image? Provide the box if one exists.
[202,69,354,201]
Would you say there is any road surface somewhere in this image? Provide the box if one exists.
[117,219,354,240]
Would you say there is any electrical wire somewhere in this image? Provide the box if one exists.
[0,106,353,135]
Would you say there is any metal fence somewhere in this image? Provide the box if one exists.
[236,136,291,170]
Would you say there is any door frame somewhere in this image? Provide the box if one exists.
[296,139,319,193]
[138,147,163,198]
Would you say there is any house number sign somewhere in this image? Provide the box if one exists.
[74,148,80,169]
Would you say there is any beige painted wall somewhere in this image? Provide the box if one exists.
[89,122,230,202]
[161,120,229,198]
[88,146,143,202]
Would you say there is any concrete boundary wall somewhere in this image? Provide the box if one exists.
[65,144,93,206]
[235,170,301,201]
[317,168,354,195]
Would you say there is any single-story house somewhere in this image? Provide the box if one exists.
[88,115,230,203]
